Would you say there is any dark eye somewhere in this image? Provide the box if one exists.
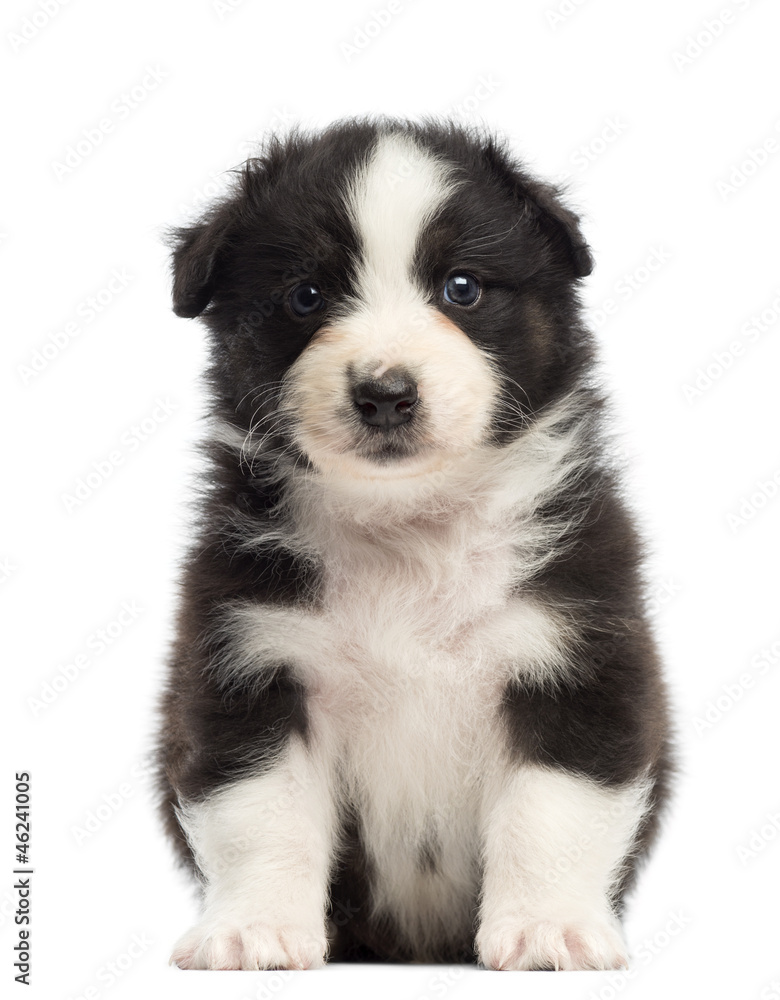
[289,283,324,316]
[443,273,480,306]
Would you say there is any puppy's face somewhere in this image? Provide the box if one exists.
[171,122,592,482]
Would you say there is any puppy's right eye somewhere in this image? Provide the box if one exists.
[289,283,325,317]
[443,273,480,306]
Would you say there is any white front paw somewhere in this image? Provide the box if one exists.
[476,913,628,971]
[171,919,327,970]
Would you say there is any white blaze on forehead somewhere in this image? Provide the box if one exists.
[346,132,458,307]
[281,131,498,481]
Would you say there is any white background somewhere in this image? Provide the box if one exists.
[4,0,780,998]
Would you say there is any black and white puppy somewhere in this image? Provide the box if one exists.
[157,118,672,971]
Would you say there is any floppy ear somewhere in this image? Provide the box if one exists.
[168,209,232,318]
[521,177,594,279]
[482,138,593,279]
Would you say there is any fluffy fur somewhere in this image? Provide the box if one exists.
[156,117,672,970]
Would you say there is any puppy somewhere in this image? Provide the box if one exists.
[157,117,672,971]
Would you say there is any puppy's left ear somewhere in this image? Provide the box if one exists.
[168,208,232,318]
[521,178,594,279]
[483,139,593,279]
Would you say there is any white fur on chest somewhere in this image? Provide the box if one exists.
[214,396,592,942]
[294,508,517,774]
[307,516,514,944]
[223,494,575,946]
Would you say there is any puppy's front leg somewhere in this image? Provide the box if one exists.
[476,765,650,971]
[172,735,336,970]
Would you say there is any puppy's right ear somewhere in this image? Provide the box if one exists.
[168,209,231,319]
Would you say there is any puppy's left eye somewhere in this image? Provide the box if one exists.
[289,283,325,316]
[443,273,480,306]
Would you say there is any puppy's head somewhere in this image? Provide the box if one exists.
[170,119,593,484]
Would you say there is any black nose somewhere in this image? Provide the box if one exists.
[353,372,418,429]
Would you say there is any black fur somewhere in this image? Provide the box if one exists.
[156,116,672,966]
